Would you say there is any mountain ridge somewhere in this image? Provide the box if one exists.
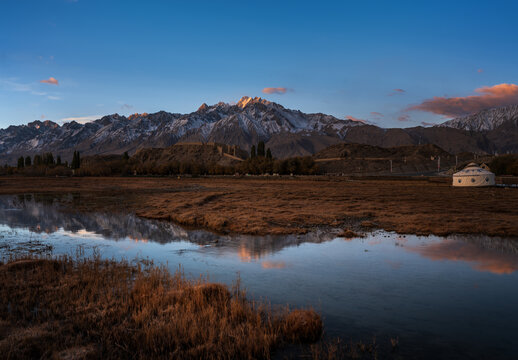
[1,97,517,164]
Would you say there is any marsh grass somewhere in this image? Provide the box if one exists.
[0,255,322,359]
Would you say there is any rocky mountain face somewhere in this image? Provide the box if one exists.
[0,97,364,163]
[439,105,518,154]
[1,98,517,164]
[440,105,518,131]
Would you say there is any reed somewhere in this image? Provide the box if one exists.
[0,255,322,359]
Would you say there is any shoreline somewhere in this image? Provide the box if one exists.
[0,176,517,238]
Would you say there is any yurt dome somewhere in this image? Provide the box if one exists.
[452,163,495,187]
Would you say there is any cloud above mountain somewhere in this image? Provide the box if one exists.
[40,77,59,85]
[408,83,518,117]
[262,87,288,94]
[60,115,102,124]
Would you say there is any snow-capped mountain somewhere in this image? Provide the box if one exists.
[1,98,518,164]
[0,96,365,162]
[440,105,518,131]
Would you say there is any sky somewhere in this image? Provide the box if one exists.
[1,0,518,129]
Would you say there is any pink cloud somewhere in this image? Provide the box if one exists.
[397,114,410,122]
[262,87,288,94]
[370,111,383,117]
[389,88,406,96]
[408,83,518,117]
[40,77,59,85]
[477,69,484,73]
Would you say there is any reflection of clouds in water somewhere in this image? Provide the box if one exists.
[238,245,258,262]
[385,259,402,269]
[407,239,518,275]
[261,261,286,269]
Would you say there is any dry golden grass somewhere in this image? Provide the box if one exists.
[0,255,322,359]
[0,176,517,237]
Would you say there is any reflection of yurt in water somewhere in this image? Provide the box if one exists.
[453,163,495,187]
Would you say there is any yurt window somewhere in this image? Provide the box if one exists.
[471,178,475,183]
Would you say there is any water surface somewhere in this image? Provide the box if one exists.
[1,194,517,359]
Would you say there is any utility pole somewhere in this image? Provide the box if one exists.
[390,159,393,173]
[437,156,440,173]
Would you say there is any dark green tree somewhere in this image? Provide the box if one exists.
[257,141,265,157]
[71,151,81,169]
[250,145,256,158]
[266,148,272,160]
[44,152,54,165]
[56,155,62,166]
[33,155,42,166]
[123,151,129,161]
[17,156,25,168]
[25,156,31,167]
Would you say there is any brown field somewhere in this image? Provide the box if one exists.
[0,176,517,237]
[0,255,324,359]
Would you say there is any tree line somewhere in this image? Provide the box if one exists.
[15,151,81,169]
[2,144,320,177]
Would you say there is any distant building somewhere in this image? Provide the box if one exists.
[452,163,495,187]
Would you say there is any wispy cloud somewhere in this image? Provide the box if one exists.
[60,115,102,124]
[1,79,32,92]
[40,77,59,85]
[421,121,436,127]
[408,83,518,117]
[397,114,411,122]
[262,87,289,95]
[389,88,406,96]
[1,79,58,100]
[370,111,383,119]
[117,101,133,110]
[477,68,484,73]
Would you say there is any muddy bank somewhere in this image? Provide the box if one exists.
[0,176,517,237]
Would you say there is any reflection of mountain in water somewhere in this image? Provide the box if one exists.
[0,195,336,259]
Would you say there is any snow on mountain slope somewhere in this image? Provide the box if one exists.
[0,96,362,162]
[439,104,518,131]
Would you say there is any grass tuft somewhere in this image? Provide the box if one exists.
[0,255,323,359]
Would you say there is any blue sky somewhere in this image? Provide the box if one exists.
[1,0,518,128]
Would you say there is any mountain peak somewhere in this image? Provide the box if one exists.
[27,120,59,129]
[236,96,271,109]
[128,113,149,120]
[197,103,209,112]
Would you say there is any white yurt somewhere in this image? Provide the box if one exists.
[452,163,495,187]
